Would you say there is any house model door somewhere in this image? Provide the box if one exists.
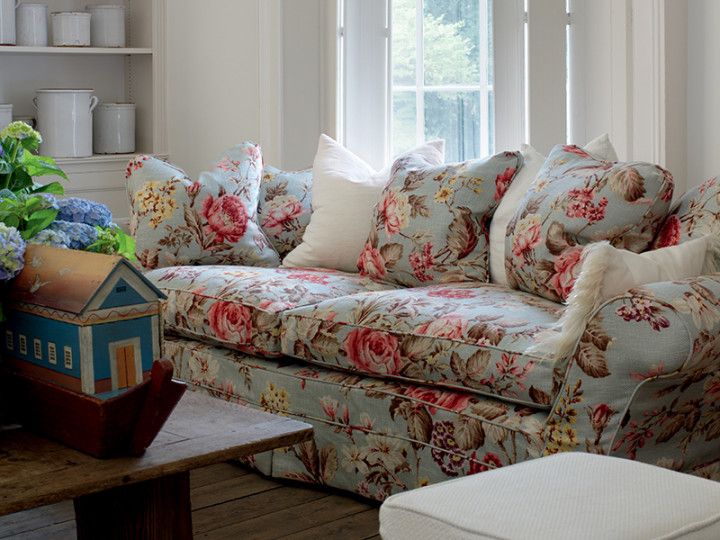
[115,344,137,389]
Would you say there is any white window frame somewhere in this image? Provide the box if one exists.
[390,0,492,159]
[33,338,42,360]
[48,342,57,365]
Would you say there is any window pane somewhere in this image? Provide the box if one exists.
[392,91,417,156]
[423,0,480,85]
[424,91,481,162]
[392,0,416,86]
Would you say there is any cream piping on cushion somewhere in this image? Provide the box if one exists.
[528,236,720,360]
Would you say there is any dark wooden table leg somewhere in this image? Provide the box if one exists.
[73,471,192,540]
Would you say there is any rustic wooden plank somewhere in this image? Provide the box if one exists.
[193,485,329,535]
[189,462,249,489]
[0,390,312,516]
[197,492,373,539]
[0,501,73,539]
[283,508,381,540]
[191,472,282,510]
[8,518,76,540]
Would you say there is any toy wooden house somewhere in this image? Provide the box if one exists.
[2,245,166,399]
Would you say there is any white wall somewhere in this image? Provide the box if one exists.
[687,0,720,188]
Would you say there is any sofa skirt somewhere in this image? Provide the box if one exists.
[164,335,548,501]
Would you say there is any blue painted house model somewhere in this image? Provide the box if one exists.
[2,245,166,398]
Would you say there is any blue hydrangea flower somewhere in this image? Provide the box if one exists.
[0,223,26,281]
[35,193,59,210]
[56,197,112,228]
[48,220,98,250]
[29,228,70,249]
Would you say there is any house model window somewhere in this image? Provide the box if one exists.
[48,343,57,365]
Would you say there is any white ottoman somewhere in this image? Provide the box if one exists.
[379,454,720,540]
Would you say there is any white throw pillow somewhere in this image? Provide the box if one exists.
[282,135,445,272]
[489,133,619,284]
[529,235,720,360]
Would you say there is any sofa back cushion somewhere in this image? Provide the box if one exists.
[126,143,280,270]
[505,145,674,302]
[257,166,312,257]
[358,150,523,286]
[654,177,720,248]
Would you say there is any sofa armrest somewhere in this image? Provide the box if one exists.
[545,274,720,471]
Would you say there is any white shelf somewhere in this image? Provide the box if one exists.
[55,153,168,165]
[0,46,153,55]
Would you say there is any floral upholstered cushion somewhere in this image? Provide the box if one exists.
[654,177,720,248]
[281,282,565,407]
[145,265,396,357]
[165,336,547,500]
[126,143,280,270]
[358,151,523,286]
[257,166,312,257]
[505,145,674,302]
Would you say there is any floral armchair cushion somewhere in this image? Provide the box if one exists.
[654,177,720,248]
[126,143,280,270]
[257,166,312,257]
[505,145,674,303]
[358,151,523,286]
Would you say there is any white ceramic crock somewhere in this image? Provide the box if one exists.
[34,89,98,157]
[16,3,47,47]
[0,104,12,130]
[51,11,90,47]
[86,4,124,47]
[93,102,135,154]
[0,0,19,45]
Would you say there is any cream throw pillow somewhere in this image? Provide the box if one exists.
[282,135,444,272]
[529,235,720,360]
[489,134,619,284]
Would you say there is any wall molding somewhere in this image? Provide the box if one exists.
[258,0,284,166]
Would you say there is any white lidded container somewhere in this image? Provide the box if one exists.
[0,0,18,45]
[51,11,90,47]
[34,89,98,158]
[0,104,12,130]
[16,2,48,47]
[93,102,135,154]
[86,4,124,47]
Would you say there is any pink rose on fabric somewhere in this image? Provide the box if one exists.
[186,181,202,197]
[357,243,387,278]
[208,301,253,343]
[654,214,681,248]
[566,187,608,223]
[286,271,332,285]
[562,145,591,158]
[699,177,716,195]
[494,167,517,201]
[512,214,543,260]
[409,242,435,282]
[261,195,303,232]
[344,328,402,375]
[416,315,467,340]
[379,190,409,235]
[426,288,477,299]
[469,452,503,474]
[549,246,584,301]
[590,403,615,433]
[201,194,249,244]
[404,386,472,414]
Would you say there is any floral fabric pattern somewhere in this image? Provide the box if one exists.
[280,283,565,407]
[146,265,396,357]
[126,143,280,270]
[544,276,720,477]
[257,166,313,257]
[654,177,720,248]
[358,151,523,286]
[505,145,674,302]
[164,335,547,501]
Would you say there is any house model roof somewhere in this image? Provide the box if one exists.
[9,245,165,315]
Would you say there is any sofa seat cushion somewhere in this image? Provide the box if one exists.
[146,265,397,357]
[164,335,548,500]
[281,283,565,407]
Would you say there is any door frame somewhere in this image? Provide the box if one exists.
[108,337,142,391]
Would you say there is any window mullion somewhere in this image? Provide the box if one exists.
[415,0,425,146]
[479,0,490,156]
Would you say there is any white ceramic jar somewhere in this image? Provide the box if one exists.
[93,103,135,154]
[51,11,90,47]
[0,0,18,45]
[87,5,124,47]
[34,89,98,157]
[16,3,48,47]
[0,104,12,130]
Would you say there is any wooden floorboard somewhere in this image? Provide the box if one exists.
[0,463,380,539]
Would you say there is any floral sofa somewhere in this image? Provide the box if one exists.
[132,149,720,502]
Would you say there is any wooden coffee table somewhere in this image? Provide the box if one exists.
[0,389,313,540]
